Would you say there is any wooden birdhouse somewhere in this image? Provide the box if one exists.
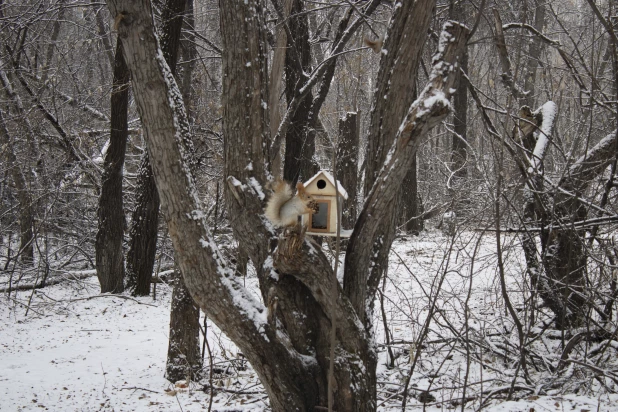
[301,171,352,237]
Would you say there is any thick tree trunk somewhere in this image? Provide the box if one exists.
[126,0,184,296]
[95,40,129,294]
[282,0,316,184]
[160,0,203,381]
[125,154,159,296]
[337,112,359,229]
[106,0,467,409]
[165,265,202,383]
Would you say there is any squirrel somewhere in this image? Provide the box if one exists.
[265,180,318,228]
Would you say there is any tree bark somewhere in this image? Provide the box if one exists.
[282,0,316,184]
[0,110,34,265]
[160,0,203,382]
[125,154,159,296]
[165,265,202,382]
[401,155,424,234]
[452,49,468,179]
[126,0,185,296]
[268,0,293,176]
[337,111,359,229]
[95,40,129,294]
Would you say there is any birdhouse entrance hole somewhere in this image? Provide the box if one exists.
[316,179,327,189]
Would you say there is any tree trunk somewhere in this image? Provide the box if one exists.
[106,0,468,409]
[125,154,159,296]
[520,105,616,328]
[159,0,203,381]
[452,49,468,179]
[0,110,34,265]
[0,68,38,265]
[336,112,359,229]
[126,0,185,296]
[402,155,424,234]
[165,265,202,383]
[282,0,316,184]
[95,40,129,294]
[520,0,546,108]
[268,0,293,176]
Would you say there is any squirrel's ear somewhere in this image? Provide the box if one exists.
[296,182,305,191]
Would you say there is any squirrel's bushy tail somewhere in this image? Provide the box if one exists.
[264,180,294,227]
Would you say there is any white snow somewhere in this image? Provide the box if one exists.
[3,231,618,410]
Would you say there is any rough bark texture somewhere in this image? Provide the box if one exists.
[337,112,359,229]
[165,265,202,382]
[95,40,129,294]
[126,0,184,296]
[160,0,203,382]
[125,154,159,296]
[107,1,324,410]
[282,0,316,184]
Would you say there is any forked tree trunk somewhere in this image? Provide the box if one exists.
[106,0,468,409]
[520,103,616,328]
[95,40,129,293]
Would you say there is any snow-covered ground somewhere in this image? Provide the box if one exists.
[2,230,618,411]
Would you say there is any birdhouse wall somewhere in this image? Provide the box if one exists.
[303,194,343,234]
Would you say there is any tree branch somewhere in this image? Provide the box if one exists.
[344,21,470,321]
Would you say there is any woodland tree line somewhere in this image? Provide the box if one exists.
[2,0,618,410]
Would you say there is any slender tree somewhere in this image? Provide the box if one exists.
[95,40,129,294]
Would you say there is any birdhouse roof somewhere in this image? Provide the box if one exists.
[303,170,349,200]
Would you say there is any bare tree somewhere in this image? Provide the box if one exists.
[105,0,468,408]
[95,40,129,294]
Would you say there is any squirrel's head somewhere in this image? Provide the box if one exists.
[296,182,312,201]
